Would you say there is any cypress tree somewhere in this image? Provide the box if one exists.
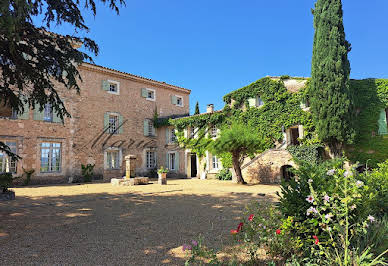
[194,101,200,115]
[310,0,354,156]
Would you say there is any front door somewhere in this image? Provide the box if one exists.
[190,153,197,177]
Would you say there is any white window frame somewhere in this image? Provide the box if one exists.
[145,88,156,101]
[108,113,119,134]
[168,152,176,171]
[104,147,122,170]
[0,141,17,173]
[40,142,61,173]
[175,95,184,107]
[146,151,156,169]
[212,155,219,170]
[107,80,120,95]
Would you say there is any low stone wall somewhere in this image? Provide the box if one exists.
[241,149,295,184]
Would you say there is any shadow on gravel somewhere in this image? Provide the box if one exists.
[0,187,276,265]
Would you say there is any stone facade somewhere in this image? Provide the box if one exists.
[0,63,190,184]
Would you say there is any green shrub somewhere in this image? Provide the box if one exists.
[217,168,232,181]
[0,173,13,192]
[81,164,95,182]
[287,144,323,165]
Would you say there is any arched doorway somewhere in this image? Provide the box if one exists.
[281,165,295,182]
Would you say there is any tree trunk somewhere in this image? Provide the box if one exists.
[232,152,246,184]
[328,141,343,158]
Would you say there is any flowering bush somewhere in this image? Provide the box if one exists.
[183,159,388,265]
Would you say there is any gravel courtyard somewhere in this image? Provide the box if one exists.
[0,179,279,265]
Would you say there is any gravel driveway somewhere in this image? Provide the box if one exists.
[0,179,279,265]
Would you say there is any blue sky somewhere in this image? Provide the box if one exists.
[47,0,388,114]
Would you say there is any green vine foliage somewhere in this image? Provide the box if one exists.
[345,79,388,167]
[287,144,323,165]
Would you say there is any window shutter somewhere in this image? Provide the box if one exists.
[102,80,110,91]
[171,95,177,105]
[378,109,388,135]
[151,122,156,136]
[141,88,148,98]
[175,152,179,172]
[19,101,30,120]
[52,110,62,123]
[33,104,44,121]
[104,113,109,130]
[166,153,169,168]
[119,114,123,134]
[144,120,149,136]
[248,98,256,107]
[165,128,170,143]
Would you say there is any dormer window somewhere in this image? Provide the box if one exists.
[109,83,117,93]
[171,95,183,107]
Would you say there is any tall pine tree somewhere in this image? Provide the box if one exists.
[310,0,354,156]
[194,101,200,115]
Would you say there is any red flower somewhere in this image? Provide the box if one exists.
[313,235,319,245]
[230,229,238,235]
[276,229,281,235]
[237,222,244,232]
[248,214,254,221]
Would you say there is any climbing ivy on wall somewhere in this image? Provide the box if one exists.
[345,79,388,167]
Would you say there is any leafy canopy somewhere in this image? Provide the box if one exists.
[0,0,125,158]
[310,0,354,154]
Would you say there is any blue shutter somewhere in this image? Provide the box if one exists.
[18,101,29,120]
[171,95,177,105]
[144,120,149,136]
[175,152,179,172]
[33,104,44,121]
[141,88,148,98]
[102,80,110,91]
[104,113,109,130]
[119,114,123,134]
[166,153,169,168]
[378,109,388,135]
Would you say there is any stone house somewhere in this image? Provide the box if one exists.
[0,63,190,184]
[177,78,307,184]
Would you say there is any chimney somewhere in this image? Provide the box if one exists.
[206,104,214,113]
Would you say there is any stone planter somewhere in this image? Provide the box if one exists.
[158,173,167,185]
[0,190,15,201]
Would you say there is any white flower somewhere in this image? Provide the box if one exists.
[325,213,333,220]
[306,195,314,203]
[344,171,353,177]
[327,169,336,176]
[323,194,330,202]
[367,215,375,223]
[306,206,318,216]
[308,179,313,184]
[355,180,364,188]
[295,176,300,183]
[350,204,356,210]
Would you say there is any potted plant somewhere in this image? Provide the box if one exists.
[157,166,168,185]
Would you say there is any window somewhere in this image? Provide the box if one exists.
[146,151,156,169]
[0,141,17,173]
[40,142,61,172]
[170,128,176,142]
[212,155,219,169]
[168,152,176,170]
[256,96,264,107]
[210,125,218,138]
[171,95,183,107]
[176,96,183,106]
[107,150,120,169]
[189,127,195,139]
[109,83,118,93]
[103,80,120,95]
[44,104,53,122]
[141,88,156,101]
[108,114,119,134]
